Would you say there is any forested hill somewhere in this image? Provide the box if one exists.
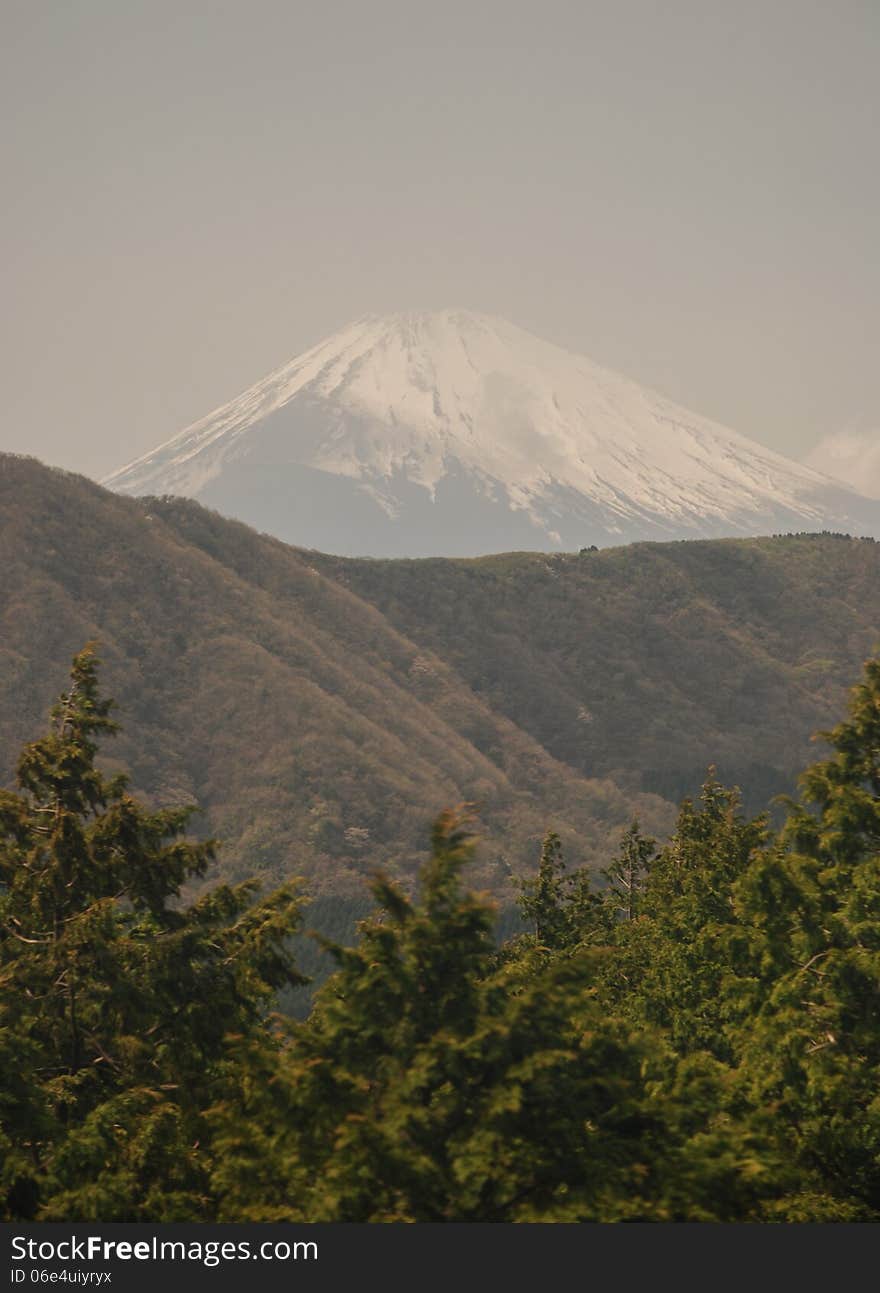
[0,454,666,894]
[3,452,880,896]
[312,534,880,811]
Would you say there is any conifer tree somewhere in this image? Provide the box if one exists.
[518,830,569,948]
[514,830,607,962]
[211,807,496,1220]
[210,810,767,1222]
[0,647,305,1219]
[11,647,880,1221]
[735,658,880,1216]
[602,819,655,922]
[606,775,768,1061]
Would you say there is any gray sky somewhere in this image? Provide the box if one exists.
[3,0,879,481]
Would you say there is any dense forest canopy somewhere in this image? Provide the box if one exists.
[3,648,880,1221]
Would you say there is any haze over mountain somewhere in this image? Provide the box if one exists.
[103,310,880,556]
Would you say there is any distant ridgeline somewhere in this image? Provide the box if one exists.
[767,529,877,540]
[2,452,880,900]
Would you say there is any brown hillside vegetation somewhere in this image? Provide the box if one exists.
[3,452,880,896]
[0,454,665,895]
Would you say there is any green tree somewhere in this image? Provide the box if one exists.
[735,658,880,1217]
[606,775,768,1061]
[210,810,768,1222]
[602,819,655,923]
[211,807,495,1220]
[0,647,305,1220]
[514,830,607,965]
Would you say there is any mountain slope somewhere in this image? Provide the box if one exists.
[5,454,880,899]
[103,310,880,555]
[0,454,666,895]
[312,536,880,810]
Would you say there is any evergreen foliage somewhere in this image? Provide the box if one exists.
[734,661,880,1216]
[0,649,305,1220]
[4,645,880,1221]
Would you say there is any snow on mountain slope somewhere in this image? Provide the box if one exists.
[103,310,880,555]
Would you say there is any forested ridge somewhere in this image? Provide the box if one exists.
[3,452,880,898]
[312,530,880,811]
[3,648,880,1222]
[0,454,670,895]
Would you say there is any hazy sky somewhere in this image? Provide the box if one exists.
[3,0,878,482]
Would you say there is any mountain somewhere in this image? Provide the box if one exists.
[0,453,668,897]
[5,454,880,899]
[312,536,880,811]
[102,309,880,555]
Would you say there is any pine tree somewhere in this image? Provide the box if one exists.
[210,807,495,1220]
[605,774,768,1061]
[736,658,880,1217]
[514,830,607,963]
[602,819,655,922]
[518,831,569,947]
[0,647,305,1219]
[210,809,769,1221]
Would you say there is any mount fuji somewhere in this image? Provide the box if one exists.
[103,310,880,556]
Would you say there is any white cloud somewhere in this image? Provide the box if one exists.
[805,428,880,501]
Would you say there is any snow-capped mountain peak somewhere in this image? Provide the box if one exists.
[103,309,879,555]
